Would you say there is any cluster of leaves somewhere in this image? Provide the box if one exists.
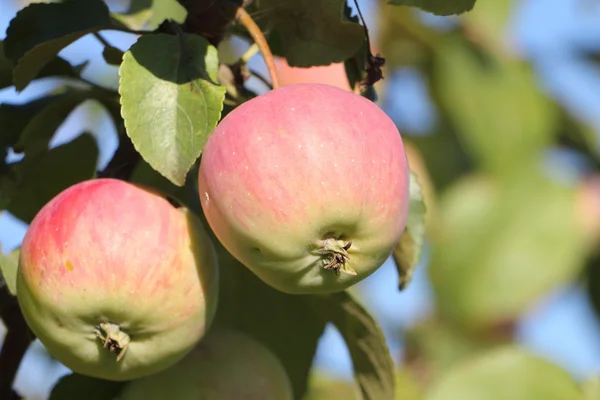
[0,0,481,399]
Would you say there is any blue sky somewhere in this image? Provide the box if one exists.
[1,0,600,398]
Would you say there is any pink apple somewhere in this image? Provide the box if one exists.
[16,178,219,381]
[118,329,294,400]
[198,83,410,294]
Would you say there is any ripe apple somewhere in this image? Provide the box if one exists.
[198,83,410,294]
[16,178,219,381]
[118,329,294,400]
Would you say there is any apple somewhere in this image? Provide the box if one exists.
[118,329,294,400]
[16,178,219,381]
[198,83,410,294]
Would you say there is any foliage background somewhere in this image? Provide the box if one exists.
[1,0,600,398]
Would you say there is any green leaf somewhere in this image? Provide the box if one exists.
[432,36,555,178]
[393,171,427,290]
[257,0,365,67]
[427,346,584,400]
[8,133,99,223]
[49,373,124,400]
[4,0,115,91]
[210,241,327,400]
[317,292,396,400]
[120,33,226,186]
[0,247,20,296]
[389,0,477,16]
[429,170,590,329]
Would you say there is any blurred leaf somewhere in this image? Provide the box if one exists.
[0,42,80,90]
[112,9,154,31]
[388,0,476,16]
[304,375,360,400]
[316,292,396,400]
[0,101,45,150]
[0,247,20,296]
[4,0,115,91]
[393,171,427,290]
[404,139,437,234]
[14,90,95,155]
[8,133,99,223]
[111,0,153,30]
[429,170,590,329]
[148,0,188,26]
[426,346,584,400]
[210,241,327,400]
[403,316,509,388]
[395,370,424,400]
[102,45,125,66]
[49,373,124,400]
[432,36,555,178]
[112,0,187,29]
[409,128,474,192]
[0,93,83,184]
[0,42,11,88]
[460,0,515,53]
[377,7,438,70]
[258,0,365,67]
[582,377,600,400]
[586,252,600,324]
[0,178,16,209]
[120,33,226,186]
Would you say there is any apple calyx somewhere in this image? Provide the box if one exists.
[315,238,356,276]
[96,322,131,362]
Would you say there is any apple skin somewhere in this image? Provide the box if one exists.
[16,178,219,381]
[118,329,293,400]
[198,83,410,294]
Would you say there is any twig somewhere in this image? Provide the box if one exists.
[92,32,111,48]
[353,0,372,50]
[240,43,260,64]
[235,7,280,89]
[108,27,150,37]
[0,288,33,400]
[352,0,386,88]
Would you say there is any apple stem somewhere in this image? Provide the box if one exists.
[96,322,131,362]
[315,239,357,276]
